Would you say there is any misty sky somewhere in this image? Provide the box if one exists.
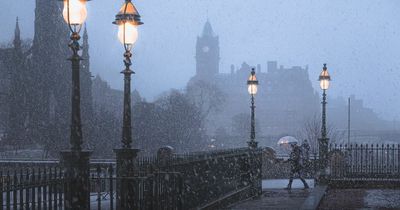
[1,0,400,120]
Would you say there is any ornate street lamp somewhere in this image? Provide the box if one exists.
[318,63,331,177]
[113,1,142,209]
[247,68,259,149]
[319,63,330,140]
[246,68,262,196]
[60,0,90,151]
[59,0,92,209]
[114,0,143,149]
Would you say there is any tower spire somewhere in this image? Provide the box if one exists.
[80,23,94,135]
[13,17,21,49]
[82,24,89,59]
[202,20,214,37]
[196,20,220,79]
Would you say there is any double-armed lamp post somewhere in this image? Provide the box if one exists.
[247,68,259,149]
[59,0,92,209]
[318,63,331,174]
[113,1,143,209]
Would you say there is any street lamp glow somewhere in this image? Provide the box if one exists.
[319,64,331,90]
[117,22,138,50]
[114,0,143,51]
[62,0,88,27]
[247,68,259,95]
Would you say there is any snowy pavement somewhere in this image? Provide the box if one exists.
[229,179,316,209]
[319,188,400,209]
[263,179,315,189]
[229,188,312,209]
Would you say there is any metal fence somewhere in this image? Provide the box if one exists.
[136,147,261,209]
[0,167,63,210]
[329,144,400,179]
[89,164,182,210]
[0,147,261,209]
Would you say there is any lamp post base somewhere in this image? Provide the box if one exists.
[114,148,140,210]
[60,150,92,210]
[318,137,330,185]
[318,137,329,168]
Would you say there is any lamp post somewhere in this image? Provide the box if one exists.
[247,68,258,149]
[246,68,262,196]
[59,0,92,209]
[318,63,331,177]
[113,1,142,209]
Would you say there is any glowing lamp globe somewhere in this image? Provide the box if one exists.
[319,64,331,90]
[247,68,259,95]
[113,0,143,51]
[62,0,88,26]
[117,22,138,50]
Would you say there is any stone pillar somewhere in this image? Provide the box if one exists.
[249,148,262,196]
[61,150,92,210]
[114,148,140,210]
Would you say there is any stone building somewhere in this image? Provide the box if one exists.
[188,21,394,148]
[91,75,142,120]
[0,18,31,148]
[0,0,93,154]
[188,21,320,142]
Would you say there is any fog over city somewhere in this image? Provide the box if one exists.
[1,0,400,120]
[1,1,400,209]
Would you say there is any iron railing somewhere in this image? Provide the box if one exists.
[88,164,182,210]
[136,147,261,209]
[0,147,261,209]
[329,144,400,179]
[0,167,64,210]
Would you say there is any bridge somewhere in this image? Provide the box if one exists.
[0,143,399,209]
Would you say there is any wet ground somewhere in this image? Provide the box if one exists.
[229,179,315,209]
[262,179,315,189]
[229,189,312,210]
[318,189,400,209]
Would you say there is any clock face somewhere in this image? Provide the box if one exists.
[202,46,210,52]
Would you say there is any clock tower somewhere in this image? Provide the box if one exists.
[196,20,220,79]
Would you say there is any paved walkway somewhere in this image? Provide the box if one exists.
[229,179,327,210]
[318,189,400,209]
[229,189,312,210]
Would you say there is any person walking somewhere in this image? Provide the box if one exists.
[285,142,309,190]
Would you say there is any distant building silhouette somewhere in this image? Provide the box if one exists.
[0,0,94,154]
[188,21,392,144]
[0,18,29,147]
[92,74,142,120]
[189,21,320,139]
[0,0,142,155]
[195,20,220,80]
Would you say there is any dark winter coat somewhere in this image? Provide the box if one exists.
[288,145,303,172]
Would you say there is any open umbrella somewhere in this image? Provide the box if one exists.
[277,136,299,146]
[277,136,298,156]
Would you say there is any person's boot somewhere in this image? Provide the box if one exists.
[284,180,293,190]
[302,179,309,189]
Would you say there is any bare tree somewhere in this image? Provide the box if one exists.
[186,80,226,122]
[296,114,345,154]
[155,89,206,152]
